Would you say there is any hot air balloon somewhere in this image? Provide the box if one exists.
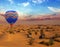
[5,10,18,32]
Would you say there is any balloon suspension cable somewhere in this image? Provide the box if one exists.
[9,24,13,32]
[10,24,13,28]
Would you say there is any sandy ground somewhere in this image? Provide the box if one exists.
[0,24,60,47]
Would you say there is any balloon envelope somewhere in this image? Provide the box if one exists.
[5,10,18,24]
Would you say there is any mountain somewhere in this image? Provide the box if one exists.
[24,13,60,21]
[0,13,60,25]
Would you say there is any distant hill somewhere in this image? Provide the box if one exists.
[0,13,60,25]
[24,13,60,21]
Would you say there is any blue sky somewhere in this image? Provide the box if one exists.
[0,0,60,15]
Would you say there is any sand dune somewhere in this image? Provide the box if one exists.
[0,24,60,47]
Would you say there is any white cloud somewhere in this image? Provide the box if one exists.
[8,0,13,4]
[32,0,46,4]
[32,0,37,3]
[22,2,29,7]
[48,7,60,12]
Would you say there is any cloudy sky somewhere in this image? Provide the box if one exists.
[0,0,60,15]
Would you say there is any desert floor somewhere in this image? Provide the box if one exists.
[0,24,60,47]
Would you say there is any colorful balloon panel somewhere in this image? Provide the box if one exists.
[5,10,18,24]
